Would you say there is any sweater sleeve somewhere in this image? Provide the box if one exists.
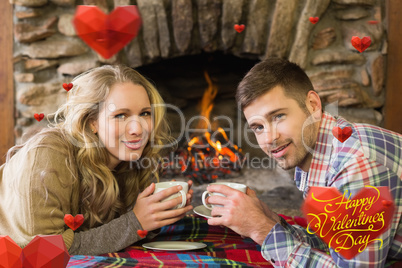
[13,144,76,248]
[13,144,158,255]
[68,211,159,255]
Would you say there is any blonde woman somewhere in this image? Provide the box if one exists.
[0,65,193,255]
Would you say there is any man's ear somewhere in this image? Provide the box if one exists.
[306,90,322,120]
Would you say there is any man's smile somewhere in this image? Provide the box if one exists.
[270,142,291,158]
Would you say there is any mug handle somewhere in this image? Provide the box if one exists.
[202,191,213,210]
[176,190,187,209]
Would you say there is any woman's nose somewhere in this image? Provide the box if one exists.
[126,117,144,136]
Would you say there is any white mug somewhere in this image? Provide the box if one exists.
[154,181,188,209]
[202,182,247,210]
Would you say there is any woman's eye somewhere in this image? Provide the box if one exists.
[114,114,126,120]
[141,111,151,117]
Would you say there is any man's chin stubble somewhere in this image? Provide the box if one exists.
[274,158,292,170]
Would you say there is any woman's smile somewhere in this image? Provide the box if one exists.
[122,139,143,150]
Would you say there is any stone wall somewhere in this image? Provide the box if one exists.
[12,0,386,144]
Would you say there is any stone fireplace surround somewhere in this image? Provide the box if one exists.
[11,0,387,214]
[13,0,386,142]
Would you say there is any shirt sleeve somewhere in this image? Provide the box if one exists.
[261,218,336,267]
[261,156,402,267]
[21,145,158,255]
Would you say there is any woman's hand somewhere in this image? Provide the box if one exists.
[133,183,193,232]
[171,179,194,206]
[186,180,194,206]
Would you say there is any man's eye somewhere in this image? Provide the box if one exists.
[274,113,286,121]
[252,125,264,134]
[114,114,126,120]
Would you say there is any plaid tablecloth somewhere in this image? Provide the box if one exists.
[67,214,401,267]
[67,214,275,267]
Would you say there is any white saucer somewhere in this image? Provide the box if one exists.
[193,205,212,219]
[142,241,207,251]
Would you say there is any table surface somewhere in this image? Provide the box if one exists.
[67,214,272,267]
[66,214,401,268]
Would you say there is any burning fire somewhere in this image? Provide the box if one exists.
[195,71,218,130]
[161,71,245,184]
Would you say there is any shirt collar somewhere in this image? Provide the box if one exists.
[294,112,336,192]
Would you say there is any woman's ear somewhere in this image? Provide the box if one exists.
[90,121,98,134]
[307,90,322,120]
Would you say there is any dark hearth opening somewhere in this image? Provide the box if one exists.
[136,52,273,183]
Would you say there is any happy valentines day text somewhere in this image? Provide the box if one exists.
[306,185,384,253]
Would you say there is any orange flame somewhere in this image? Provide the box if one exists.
[216,141,222,152]
[188,137,199,147]
[185,71,240,168]
[195,70,218,130]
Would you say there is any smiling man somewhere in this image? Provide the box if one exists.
[206,58,402,267]
[243,85,320,172]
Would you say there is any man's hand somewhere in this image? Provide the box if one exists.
[246,187,278,219]
[206,185,281,245]
[133,183,193,231]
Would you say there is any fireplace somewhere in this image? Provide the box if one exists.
[13,0,386,147]
[9,0,390,211]
[12,0,386,184]
[137,52,260,148]
[136,52,270,183]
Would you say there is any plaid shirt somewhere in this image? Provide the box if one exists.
[261,112,402,267]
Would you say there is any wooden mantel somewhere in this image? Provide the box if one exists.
[0,1,14,164]
[0,1,401,164]
[384,0,402,134]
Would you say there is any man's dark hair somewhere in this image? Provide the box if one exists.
[236,57,315,111]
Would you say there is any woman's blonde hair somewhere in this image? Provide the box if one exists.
[7,65,173,228]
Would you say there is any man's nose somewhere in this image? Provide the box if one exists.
[264,125,279,144]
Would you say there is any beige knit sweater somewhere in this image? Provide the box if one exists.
[0,135,156,255]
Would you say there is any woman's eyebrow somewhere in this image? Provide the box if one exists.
[111,108,131,113]
[111,107,152,113]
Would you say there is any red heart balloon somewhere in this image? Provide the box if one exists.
[73,6,142,59]
[63,83,73,91]
[332,126,352,143]
[137,230,148,238]
[34,113,44,122]
[64,214,84,231]
[309,17,319,24]
[302,186,395,259]
[351,36,371,53]
[382,200,393,208]
[22,235,70,268]
[234,24,245,33]
[0,235,70,268]
[0,236,23,268]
